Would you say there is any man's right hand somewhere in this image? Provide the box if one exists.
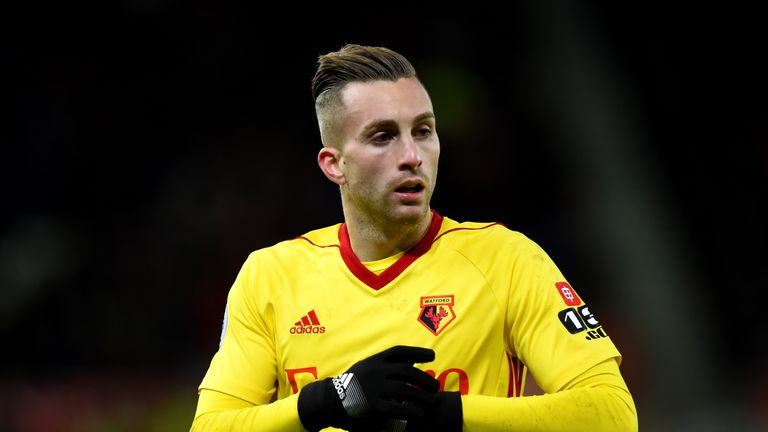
[297,345,440,432]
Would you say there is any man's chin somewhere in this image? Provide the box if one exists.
[390,204,430,225]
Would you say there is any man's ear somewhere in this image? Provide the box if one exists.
[317,146,346,186]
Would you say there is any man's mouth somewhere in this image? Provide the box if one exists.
[395,184,425,193]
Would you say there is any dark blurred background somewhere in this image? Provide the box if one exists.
[4,2,766,431]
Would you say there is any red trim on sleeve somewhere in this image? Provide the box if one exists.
[338,211,444,290]
[507,354,524,397]
[295,236,340,249]
[432,222,504,242]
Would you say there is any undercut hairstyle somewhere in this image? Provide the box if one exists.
[311,44,418,148]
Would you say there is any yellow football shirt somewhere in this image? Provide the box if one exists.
[199,211,621,413]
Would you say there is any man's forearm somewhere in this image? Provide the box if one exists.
[462,384,636,431]
[190,390,305,432]
[462,360,637,432]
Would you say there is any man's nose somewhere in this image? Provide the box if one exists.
[399,137,422,171]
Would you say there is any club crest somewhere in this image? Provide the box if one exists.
[418,295,456,336]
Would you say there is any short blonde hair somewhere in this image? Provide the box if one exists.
[311,44,417,147]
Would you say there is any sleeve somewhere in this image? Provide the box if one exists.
[455,233,637,430]
[190,389,303,432]
[191,253,306,431]
[461,358,637,431]
[506,236,622,392]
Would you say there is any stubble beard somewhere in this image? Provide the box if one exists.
[344,183,432,238]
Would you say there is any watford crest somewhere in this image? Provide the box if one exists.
[418,295,456,336]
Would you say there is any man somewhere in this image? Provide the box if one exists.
[190,44,638,431]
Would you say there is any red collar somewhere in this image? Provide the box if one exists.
[338,211,444,290]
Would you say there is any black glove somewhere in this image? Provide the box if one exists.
[297,345,440,432]
[405,391,462,432]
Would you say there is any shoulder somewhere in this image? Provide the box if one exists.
[434,215,555,269]
[240,224,342,274]
[231,224,342,304]
[436,215,536,251]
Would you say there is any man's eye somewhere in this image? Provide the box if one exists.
[371,133,393,144]
[415,127,432,138]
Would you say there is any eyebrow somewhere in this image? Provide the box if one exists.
[358,112,435,139]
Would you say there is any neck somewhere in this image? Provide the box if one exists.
[342,208,433,262]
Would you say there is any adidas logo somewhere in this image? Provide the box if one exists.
[332,372,354,400]
[289,310,326,334]
[333,372,367,417]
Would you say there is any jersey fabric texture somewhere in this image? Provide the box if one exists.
[199,211,622,413]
